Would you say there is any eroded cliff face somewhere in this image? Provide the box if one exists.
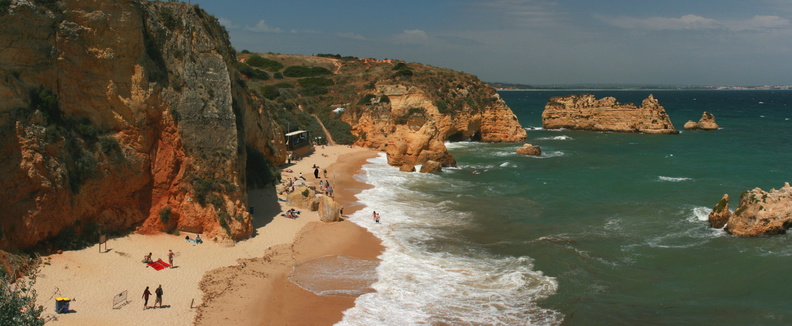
[708,183,792,237]
[0,0,285,250]
[541,94,678,134]
[349,83,526,170]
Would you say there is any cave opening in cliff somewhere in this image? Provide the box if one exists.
[447,131,481,142]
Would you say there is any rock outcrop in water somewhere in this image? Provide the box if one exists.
[0,0,285,250]
[352,84,526,171]
[684,112,719,130]
[541,94,678,134]
[708,183,792,236]
[516,144,541,156]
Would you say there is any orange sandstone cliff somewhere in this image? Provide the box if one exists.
[0,0,285,250]
[347,79,526,171]
[542,94,678,134]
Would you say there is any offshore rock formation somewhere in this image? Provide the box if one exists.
[541,94,678,134]
[708,183,792,236]
[516,144,541,156]
[350,84,526,172]
[684,112,719,130]
[0,1,285,250]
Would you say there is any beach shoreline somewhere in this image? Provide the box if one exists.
[31,145,383,326]
[195,147,383,326]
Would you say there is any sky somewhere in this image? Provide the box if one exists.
[189,0,792,86]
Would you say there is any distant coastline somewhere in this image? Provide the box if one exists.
[489,82,792,92]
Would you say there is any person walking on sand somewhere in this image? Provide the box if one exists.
[142,286,152,309]
[314,167,320,179]
[323,169,327,178]
[154,285,163,308]
[168,249,174,268]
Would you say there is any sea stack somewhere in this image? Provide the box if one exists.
[684,111,719,130]
[708,183,792,236]
[541,94,678,134]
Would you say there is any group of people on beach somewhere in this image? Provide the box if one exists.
[141,285,164,310]
[185,235,203,245]
[143,249,176,268]
[285,208,300,219]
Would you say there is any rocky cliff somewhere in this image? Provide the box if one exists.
[707,183,792,236]
[0,0,285,250]
[541,94,678,134]
[245,53,527,172]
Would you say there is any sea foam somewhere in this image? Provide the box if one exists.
[339,154,563,325]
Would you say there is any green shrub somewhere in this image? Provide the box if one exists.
[274,72,284,79]
[246,55,284,71]
[240,49,251,54]
[273,82,294,88]
[218,210,231,235]
[319,115,356,145]
[0,0,11,16]
[159,206,172,224]
[30,86,60,123]
[283,66,332,77]
[357,94,376,105]
[379,95,390,103]
[299,86,328,96]
[260,85,279,100]
[392,62,408,70]
[393,69,413,78]
[0,263,44,325]
[160,7,178,30]
[237,62,269,80]
[298,77,334,88]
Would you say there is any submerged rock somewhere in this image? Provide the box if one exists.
[419,160,443,173]
[516,144,541,156]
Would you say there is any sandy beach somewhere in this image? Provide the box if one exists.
[33,145,383,326]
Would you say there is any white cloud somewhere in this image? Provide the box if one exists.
[738,15,790,30]
[217,17,239,29]
[392,29,431,44]
[244,20,284,33]
[337,32,366,40]
[474,0,561,26]
[600,14,790,32]
[603,14,720,31]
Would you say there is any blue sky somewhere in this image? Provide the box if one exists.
[190,0,792,86]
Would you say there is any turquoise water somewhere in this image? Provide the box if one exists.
[340,90,792,325]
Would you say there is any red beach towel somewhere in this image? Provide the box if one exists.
[147,259,170,271]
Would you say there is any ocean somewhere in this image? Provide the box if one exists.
[338,90,792,325]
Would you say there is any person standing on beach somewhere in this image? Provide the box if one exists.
[168,249,174,268]
[323,169,327,178]
[154,285,163,308]
[314,167,320,179]
[142,286,152,309]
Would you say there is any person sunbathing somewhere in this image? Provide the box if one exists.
[195,234,203,244]
[185,235,197,245]
[144,252,153,263]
